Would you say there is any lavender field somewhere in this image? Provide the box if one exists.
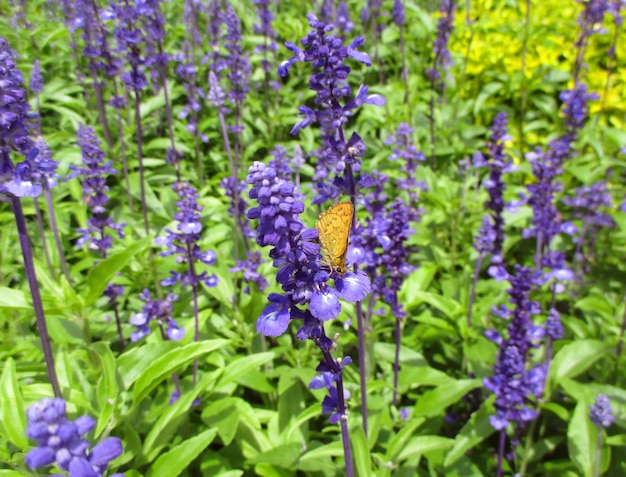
[0,0,625,476]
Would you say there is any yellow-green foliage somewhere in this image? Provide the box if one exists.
[451,0,625,127]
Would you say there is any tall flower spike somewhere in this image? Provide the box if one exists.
[484,266,546,433]
[247,161,370,341]
[70,125,125,255]
[426,0,456,84]
[156,181,218,289]
[0,38,50,198]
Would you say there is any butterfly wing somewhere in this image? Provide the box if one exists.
[316,202,353,274]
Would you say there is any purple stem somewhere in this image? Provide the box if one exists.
[11,194,62,398]
[345,160,368,437]
[496,428,505,477]
[186,242,201,385]
[321,348,354,477]
[88,66,113,151]
[599,16,622,117]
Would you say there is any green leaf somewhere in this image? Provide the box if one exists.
[397,435,454,461]
[414,379,481,418]
[201,397,245,446]
[0,358,27,448]
[549,340,608,387]
[145,428,217,477]
[405,290,461,319]
[132,340,229,407]
[89,342,119,437]
[144,372,219,459]
[215,352,275,389]
[85,236,154,305]
[567,400,596,477]
[606,434,626,446]
[351,424,372,477]
[246,443,302,467]
[0,287,31,310]
[117,341,178,390]
[444,398,496,466]
[473,82,504,116]
[385,417,427,461]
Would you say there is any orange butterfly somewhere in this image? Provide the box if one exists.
[316,201,353,275]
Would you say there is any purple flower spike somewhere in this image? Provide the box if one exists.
[0,38,55,198]
[70,125,125,255]
[247,161,366,343]
[590,394,615,428]
[130,290,178,342]
[156,181,218,289]
[484,266,547,434]
[25,398,123,475]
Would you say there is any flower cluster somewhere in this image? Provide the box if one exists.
[336,0,355,35]
[247,161,369,344]
[472,112,517,269]
[426,0,456,83]
[223,2,251,117]
[560,83,600,133]
[277,13,384,148]
[524,84,597,274]
[130,289,181,342]
[575,0,612,48]
[25,398,124,476]
[348,171,389,286]
[70,125,125,255]
[0,38,54,198]
[589,394,615,428]
[156,181,218,289]
[392,0,405,26]
[384,123,427,206]
[377,198,415,317]
[484,266,547,432]
[253,0,278,72]
[175,43,206,138]
[109,0,149,91]
[30,59,43,93]
[562,181,614,228]
[277,13,384,206]
[230,251,269,294]
[309,356,353,423]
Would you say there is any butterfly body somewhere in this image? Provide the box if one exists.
[316,201,353,275]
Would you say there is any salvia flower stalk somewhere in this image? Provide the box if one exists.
[71,125,126,257]
[247,160,370,477]
[427,0,456,164]
[468,112,517,326]
[483,265,547,477]
[573,0,612,82]
[71,124,127,347]
[277,13,384,436]
[156,181,218,383]
[0,37,62,397]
